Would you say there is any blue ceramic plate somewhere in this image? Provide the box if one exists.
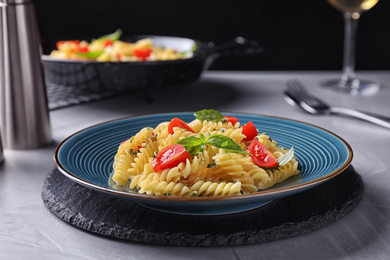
[54,112,353,215]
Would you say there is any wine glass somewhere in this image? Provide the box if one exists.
[321,0,380,95]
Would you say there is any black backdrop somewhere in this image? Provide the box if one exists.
[35,0,390,71]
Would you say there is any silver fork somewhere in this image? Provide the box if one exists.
[285,79,390,129]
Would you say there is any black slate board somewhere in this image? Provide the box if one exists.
[41,166,363,246]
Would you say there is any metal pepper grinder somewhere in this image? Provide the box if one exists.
[0,131,4,163]
[0,0,52,149]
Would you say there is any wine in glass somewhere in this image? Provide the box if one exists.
[322,0,380,95]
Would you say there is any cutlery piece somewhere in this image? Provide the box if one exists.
[285,79,390,129]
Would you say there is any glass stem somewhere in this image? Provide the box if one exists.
[341,14,359,86]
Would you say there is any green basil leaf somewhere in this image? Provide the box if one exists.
[194,109,224,122]
[277,146,295,166]
[206,135,251,155]
[176,136,206,156]
[98,29,122,41]
[181,43,197,55]
[75,50,104,59]
[192,43,198,53]
[199,133,207,143]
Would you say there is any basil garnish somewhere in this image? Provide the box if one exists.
[75,50,104,59]
[191,43,198,53]
[177,134,251,156]
[181,43,197,55]
[207,135,250,155]
[176,135,206,156]
[277,146,295,166]
[194,109,224,123]
[98,29,122,41]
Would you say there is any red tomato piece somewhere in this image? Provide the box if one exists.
[77,45,89,53]
[223,115,238,125]
[133,48,152,61]
[248,138,279,168]
[56,41,65,50]
[168,117,195,135]
[104,39,114,47]
[56,40,80,50]
[120,139,129,145]
[242,121,258,141]
[152,144,191,172]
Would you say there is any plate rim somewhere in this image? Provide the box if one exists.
[54,111,353,203]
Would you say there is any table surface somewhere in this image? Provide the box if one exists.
[1,71,389,260]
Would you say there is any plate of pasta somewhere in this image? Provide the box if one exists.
[54,110,353,215]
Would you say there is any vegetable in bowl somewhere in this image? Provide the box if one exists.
[50,29,194,62]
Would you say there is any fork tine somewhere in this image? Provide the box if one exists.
[287,80,320,104]
[285,79,330,114]
[286,79,310,96]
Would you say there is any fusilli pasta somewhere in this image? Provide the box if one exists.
[110,110,300,197]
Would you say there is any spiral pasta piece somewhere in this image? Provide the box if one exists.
[242,163,270,189]
[128,127,155,151]
[190,180,241,196]
[256,133,273,149]
[129,172,153,190]
[192,148,214,173]
[154,122,170,141]
[208,128,245,144]
[258,161,298,190]
[158,166,182,183]
[187,119,203,132]
[139,180,194,196]
[128,140,158,176]
[212,150,261,193]
[112,154,134,185]
[213,150,248,178]
[199,120,238,133]
[114,139,132,161]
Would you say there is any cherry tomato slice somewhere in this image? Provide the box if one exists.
[248,138,279,168]
[152,144,191,172]
[242,121,258,141]
[133,48,152,61]
[56,40,80,50]
[223,115,238,125]
[104,39,114,47]
[168,117,195,135]
[77,45,89,53]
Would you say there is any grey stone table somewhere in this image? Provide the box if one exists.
[1,71,389,259]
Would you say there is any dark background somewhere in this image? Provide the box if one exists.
[35,0,390,71]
